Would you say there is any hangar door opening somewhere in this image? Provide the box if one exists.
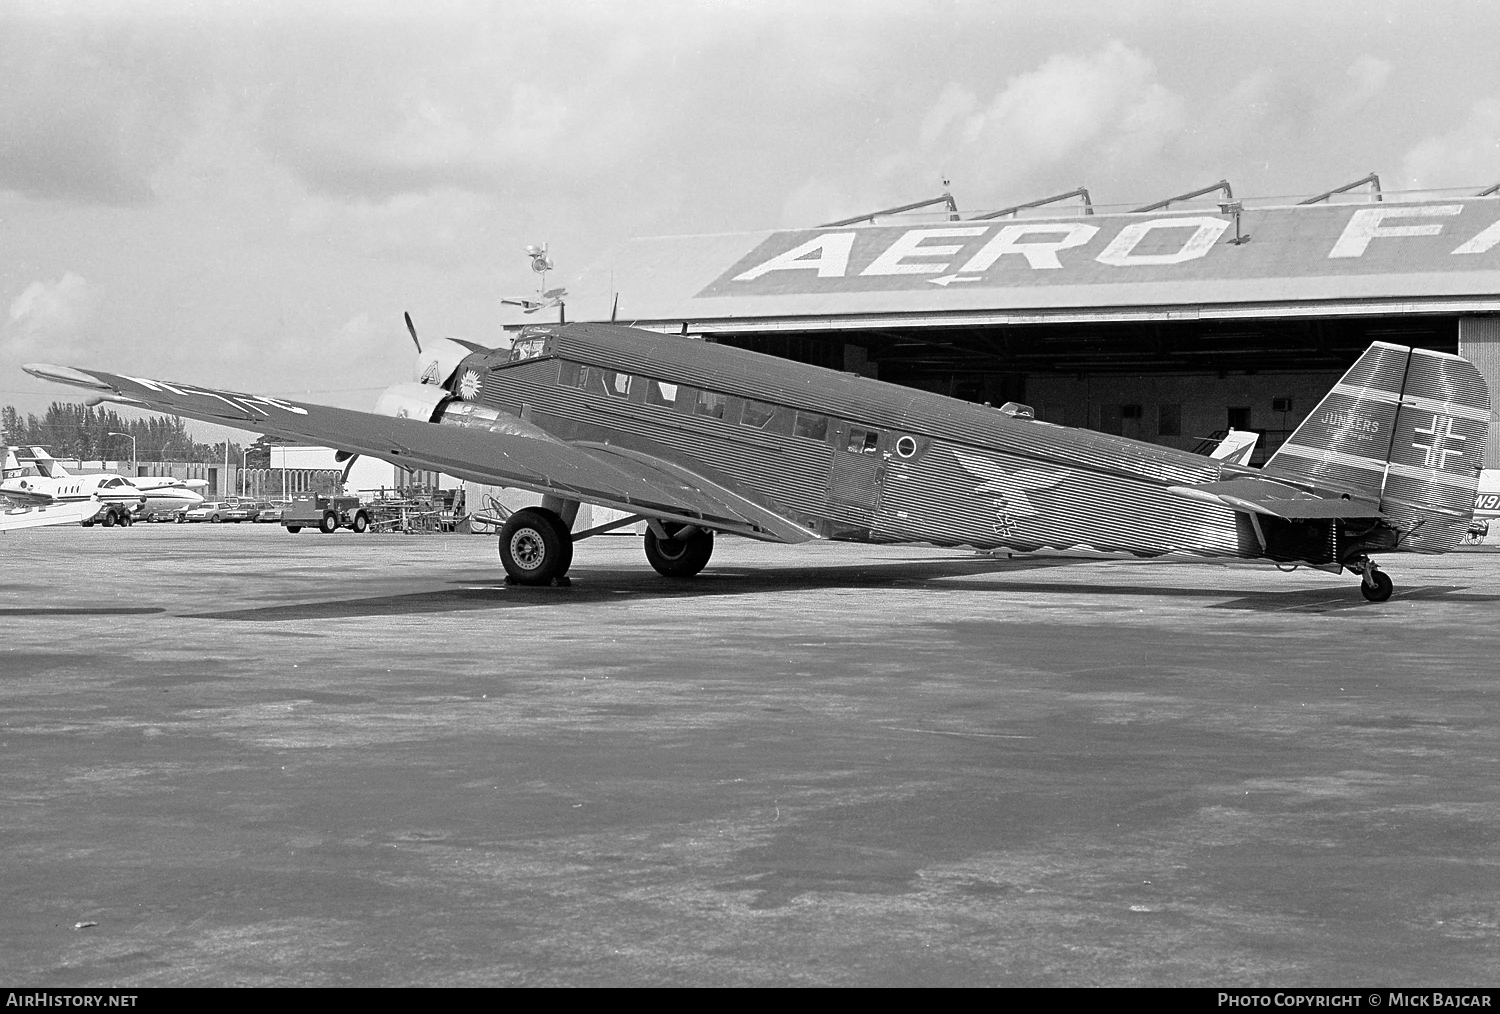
[716,314,1461,467]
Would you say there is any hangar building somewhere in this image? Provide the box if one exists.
[554,184,1500,469]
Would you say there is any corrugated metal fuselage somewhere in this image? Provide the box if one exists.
[453,324,1285,563]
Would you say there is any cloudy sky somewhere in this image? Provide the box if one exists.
[3,0,1499,440]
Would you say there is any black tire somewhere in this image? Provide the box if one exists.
[319,512,339,534]
[286,525,302,534]
[644,524,714,578]
[80,519,94,528]
[176,514,186,524]
[101,511,116,528]
[498,508,570,584]
[1360,570,1394,602]
[352,512,369,533]
[211,514,221,523]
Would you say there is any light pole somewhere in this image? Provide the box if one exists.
[108,431,136,474]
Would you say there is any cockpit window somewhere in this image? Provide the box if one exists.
[509,337,547,362]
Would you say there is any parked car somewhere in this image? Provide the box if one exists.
[254,501,288,523]
[181,501,255,523]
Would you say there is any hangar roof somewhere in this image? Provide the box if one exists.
[559,197,1500,333]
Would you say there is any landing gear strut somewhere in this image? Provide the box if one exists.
[498,507,573,585]
[1348,555,1394,602]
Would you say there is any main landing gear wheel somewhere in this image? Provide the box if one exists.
[644,524,714,578]
[318,512,339,534]
[498,508,573,585]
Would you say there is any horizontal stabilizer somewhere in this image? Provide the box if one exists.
[1167,477,1385,520]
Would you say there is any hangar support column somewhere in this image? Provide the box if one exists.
[1459,317,1500,468]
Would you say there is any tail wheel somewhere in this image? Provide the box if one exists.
[318,512,339,534]
[352,512,369,533]
[498,508,571,584]
[1360,570,1394,602]
[644,524,714,578]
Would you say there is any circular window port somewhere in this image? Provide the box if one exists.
[896,435,918,458]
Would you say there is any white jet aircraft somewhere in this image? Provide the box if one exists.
[0,447,205,530]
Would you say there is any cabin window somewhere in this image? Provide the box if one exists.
[602,370,632,398]
[740,399,775,429]
[558,361,585,388]
[646,380,678,408]
[510,337,547,362]
[895,435,918,458]
[794,412,828,441]
[695,390,727,419]
[846,427,880,454]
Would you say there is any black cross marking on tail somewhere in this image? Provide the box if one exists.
[1412,413,1466,468]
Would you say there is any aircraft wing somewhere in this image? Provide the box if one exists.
[23,364,816,544]
[1167,476,1386,520]
[0,488,59,507]
[0,498,100,531]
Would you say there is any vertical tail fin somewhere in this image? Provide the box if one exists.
[27,446,68,478]
[1265,342,1491,551]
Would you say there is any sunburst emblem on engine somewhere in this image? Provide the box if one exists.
[458,369,481,400]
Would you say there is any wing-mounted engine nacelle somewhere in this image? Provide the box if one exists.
[414,337,475,388]
[375,382,453,423]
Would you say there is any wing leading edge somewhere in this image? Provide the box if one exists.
[21,364,816,544]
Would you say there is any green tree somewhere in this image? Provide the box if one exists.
[0,402,241,462]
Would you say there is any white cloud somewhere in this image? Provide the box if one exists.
[9,273,96,335]
[903,42,1187,204]
[1402,99,1500,189]
[963,42,1183,166]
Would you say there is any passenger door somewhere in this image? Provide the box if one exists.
[827,422,887,513]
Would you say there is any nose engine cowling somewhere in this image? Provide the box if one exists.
[414,337,475,388]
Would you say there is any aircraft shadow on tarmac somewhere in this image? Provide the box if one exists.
[182,556,1500,621]
[0,606,166,617]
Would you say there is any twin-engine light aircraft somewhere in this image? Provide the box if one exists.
[25,321,1491,601]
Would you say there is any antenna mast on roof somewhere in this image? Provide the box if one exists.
[1299,173,1382,204]
[1131,180,1233,214]
[969,187,1094,220]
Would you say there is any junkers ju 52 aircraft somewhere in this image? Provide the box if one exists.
[24,319,1490,602]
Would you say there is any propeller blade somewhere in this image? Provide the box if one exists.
[404,312,421,354]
